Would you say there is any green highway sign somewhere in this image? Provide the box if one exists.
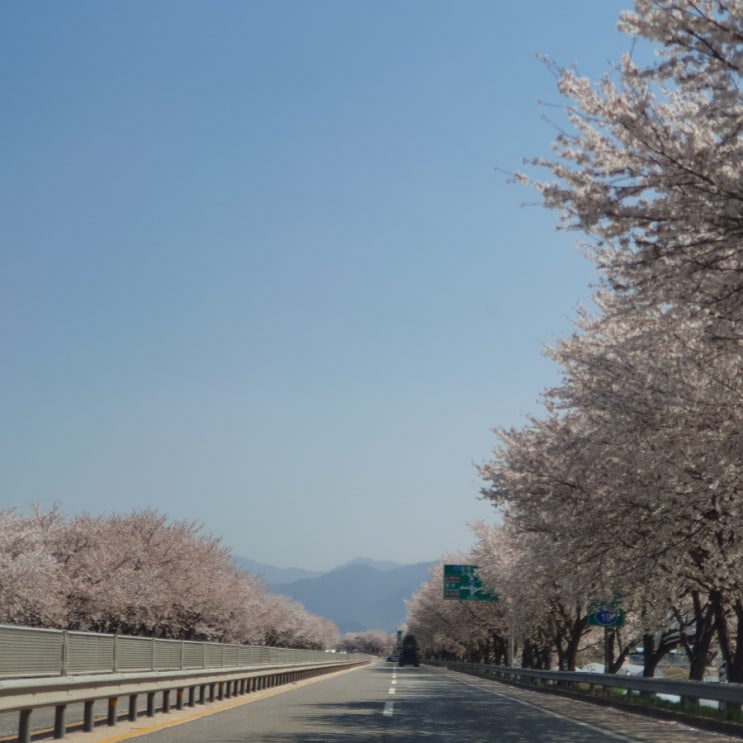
[443,564,499,602]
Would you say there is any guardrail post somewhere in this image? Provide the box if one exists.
[83,700,95,731]
[54,704,66,738]
[147,692,156,716]
[107,696,118,726]
[19,709,32,743]
[162,689,170,713]
[61,631,69,676]
[176,688,184,710]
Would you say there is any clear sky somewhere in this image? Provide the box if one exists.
[2,0,632,571]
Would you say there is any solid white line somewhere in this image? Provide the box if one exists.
[454,676,642,743]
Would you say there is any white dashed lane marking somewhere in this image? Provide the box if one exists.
[383,667,397,716]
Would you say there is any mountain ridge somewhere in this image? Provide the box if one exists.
[234,556,436,634]
[233,557,323,585]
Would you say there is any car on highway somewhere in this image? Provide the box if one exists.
[398,634,420,667]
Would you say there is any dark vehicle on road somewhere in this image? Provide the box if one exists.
[398,634,420,667]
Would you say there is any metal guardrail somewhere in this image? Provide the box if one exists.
[0,625,371,743]
[429,660,743,708]
[0,624,343,678]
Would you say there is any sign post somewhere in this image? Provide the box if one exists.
[587,596,625,673]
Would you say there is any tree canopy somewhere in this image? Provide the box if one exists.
[411,0,743,681]
[0,506,340,650]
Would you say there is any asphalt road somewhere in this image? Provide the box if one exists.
[7,662,743,743]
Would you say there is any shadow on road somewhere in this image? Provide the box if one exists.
[216,666,606,742]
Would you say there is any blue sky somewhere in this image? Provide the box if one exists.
[2,0,631,571]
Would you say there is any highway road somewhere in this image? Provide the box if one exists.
[15,662,743,743]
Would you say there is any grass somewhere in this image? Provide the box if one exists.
[565,676,743,727]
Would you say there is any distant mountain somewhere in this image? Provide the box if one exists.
[233,557,323,586]
[331,557,409,574]
[236,558,436,635]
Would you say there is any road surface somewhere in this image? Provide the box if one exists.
[10,662,743,743]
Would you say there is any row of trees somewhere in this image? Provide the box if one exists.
[409,0,743,681]
[0,506,340,650]
[407,526,674,677]
[339,629,396,656]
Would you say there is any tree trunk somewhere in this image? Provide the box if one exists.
[553,602,586,671]
[675,591,716,681]
[606,628,634,674]
[641,631,679,678]
[714,596,743,683]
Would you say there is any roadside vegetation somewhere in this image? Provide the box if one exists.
[0,505,341,649]
[339,629,396,657]
[408,0,743,685]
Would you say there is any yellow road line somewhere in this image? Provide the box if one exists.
[92,685,292,742]
[59,664,368,743]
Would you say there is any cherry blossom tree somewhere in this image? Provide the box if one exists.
[477,0,743,680]
[50,510,242,638]
[469,522,555,669]
[544,296,743,677]
[340,630,395,656]
[406,556,508,664]
[0,506,66,627]
[257,593,340,649]
[0,506,340,649]
[523,1,743,333]
[399,2,743,681]
[474,303,737,676]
